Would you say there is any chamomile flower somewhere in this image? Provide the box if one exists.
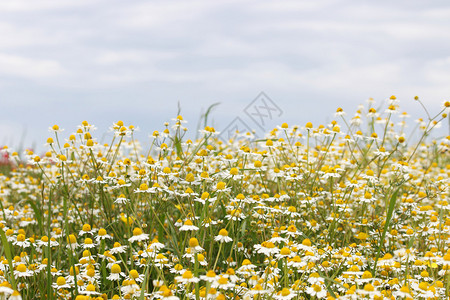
[8,290,22,300]
[305,284,327,299]
[187,237,204,253]
[127,269,145,283]
[66,234,79,250]
[392,285,413,299]
[212,275,234,290]
[155,285,179,300]
[175,270,199,284]
[194,192,217,204]
[79,224,95,236]
[82,237,96,249]
[12,234,30,248]
[53,276,71,289]
[95,228,113,241]
[215,181,231,193]
[194,253,208,266]
[79,283,101,296]
[356,283,382,298]
[121,279,141,297]
[200,270,218,282]
[297,239,314,252]
[14,264,33,278]
[274,288,297,300]
[254,241,279,256]
[154,253,170,267]
[128,227,149,243]
[179,219,199,232]
[0,283,13,297]
[214,228,233,243]
[107,264,125,281]
[201,217,218,228]
[276,247,293,259]
[114,194,130,204]
[244,284,269,297]
[147,238,165,251]
[49,124,64,133]
[109,242,128,254]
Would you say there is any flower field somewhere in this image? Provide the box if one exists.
[0,97,449,300]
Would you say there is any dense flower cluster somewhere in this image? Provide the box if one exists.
[0,97,449,299]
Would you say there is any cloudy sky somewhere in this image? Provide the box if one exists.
[1,0,449,150]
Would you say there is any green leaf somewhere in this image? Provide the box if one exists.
[27,199,43,234]
[316,268,338,298]
[372,189,399,274]
[0,228,16,289]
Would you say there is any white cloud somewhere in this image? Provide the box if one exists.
[94,50,177,65]
[0,53,64,79]
[0,0,103,12]
[195,37,261,57]
[0,22,51,49]
[116,1,220,29]
[252,0,336,13]
[424,57,450,85]
[0,121,26,147]
[0,0,449,148]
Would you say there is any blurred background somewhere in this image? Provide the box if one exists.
[1,0,449,151]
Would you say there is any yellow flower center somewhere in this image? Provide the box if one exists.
[280,247,291,256]
[302,239,311,246]
[281,288,291,296]
[86,284,95,291]
[216,182,226,190]
[189,237,199,247]
[182,270,193,279]
[230,168,239,175]
[129,270,139,279]
[400,286,410,293]
[218,276,228,285]
[418,282,428,291]
[82,224,91,232]
[111,264,121,274]
[262,241,275,248]
[56,276,66,286]
[185,173,195,182]
[364,284,374,292]
[16,264,27,273]
[87,268,96,277]
[133,227,143,236]
[67,234,77,244]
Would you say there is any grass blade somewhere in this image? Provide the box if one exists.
[372,189,399,274]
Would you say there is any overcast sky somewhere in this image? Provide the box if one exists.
[1,0,449,150]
